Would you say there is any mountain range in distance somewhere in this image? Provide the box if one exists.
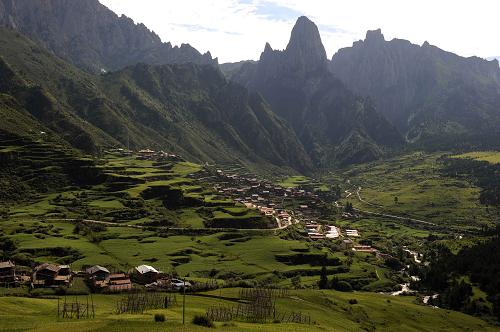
[1,0,500,172]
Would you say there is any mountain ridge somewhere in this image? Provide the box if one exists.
[0,27,312,172]
[330,29,500,146]
[232,17,403,166]
[0,0,217,74]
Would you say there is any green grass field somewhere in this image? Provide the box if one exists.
[2,151,500,330]
[0,289,497,332]
[329,152,499,230]
[278,176,310,188]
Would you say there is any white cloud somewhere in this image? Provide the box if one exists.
[99,0,500,63]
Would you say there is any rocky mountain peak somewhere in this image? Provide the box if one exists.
[365,29,385,44]
[284,16,327,72]
[264,42,273,53]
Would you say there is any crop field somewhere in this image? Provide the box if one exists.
[452,151,500,164]
[0,288,497,332]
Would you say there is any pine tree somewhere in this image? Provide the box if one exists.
[318,266,328,289]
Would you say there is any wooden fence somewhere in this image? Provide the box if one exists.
[58,296,95,319]
[115,292,177,314]
[207,287,309,324]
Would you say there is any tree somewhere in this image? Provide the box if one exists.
[291,275,301,289]
[344,202,354,213]
[346,256,353,267]
[318,266,328,289]
[333,185,342,200]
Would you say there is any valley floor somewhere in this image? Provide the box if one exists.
[1,150,500,330]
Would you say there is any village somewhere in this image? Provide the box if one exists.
[132,148,376,253]
[0,148,377,295]
[196,165,376,254]
[0,260,192,293]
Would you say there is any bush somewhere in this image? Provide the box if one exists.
[335,280,353,292]
[154,313,166,322]
[348,299,358,305]
[192,314,214,328]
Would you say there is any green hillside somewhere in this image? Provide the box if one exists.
[0,27,311,172]
[0,289,497,332]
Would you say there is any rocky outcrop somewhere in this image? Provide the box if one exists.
[0,0,217,73]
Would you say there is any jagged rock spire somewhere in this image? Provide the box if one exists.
[284,16,327,72]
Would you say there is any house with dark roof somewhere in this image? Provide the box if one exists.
[32,263,72,288]
[85,265,111,290]
[85,265,132,292]
[86,265,110,281]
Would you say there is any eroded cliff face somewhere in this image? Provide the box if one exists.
[0,0,217,73]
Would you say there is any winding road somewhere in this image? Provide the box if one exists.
[47,216,298,233]
[342,186,437,227]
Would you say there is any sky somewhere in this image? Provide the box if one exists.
[99,0,500,64]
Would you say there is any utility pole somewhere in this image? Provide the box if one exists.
[182,280,186,325]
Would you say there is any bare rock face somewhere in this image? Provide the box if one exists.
[0,0,217,73]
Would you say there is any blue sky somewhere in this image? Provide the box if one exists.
[100,0,500,63]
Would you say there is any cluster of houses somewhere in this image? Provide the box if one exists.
[0,261,191,292]
[0,261,72,288]
[207,169,325,228]
[105,148,183,161]
[204,167,373,251]
[304,222,360,242]
[137,149,182,161]
[303,221,376,252]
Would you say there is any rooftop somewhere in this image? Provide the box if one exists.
[0,261,15,269]
[86,265,110,275]
[135,265,159,274]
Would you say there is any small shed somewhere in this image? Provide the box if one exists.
[343,239,354,249]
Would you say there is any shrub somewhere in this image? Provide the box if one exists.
[192,314,214,328]
[154,313,166,322]
[348,299,358,305]
[336,281,353,292]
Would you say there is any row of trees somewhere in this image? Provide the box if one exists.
[318,266,353,291]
